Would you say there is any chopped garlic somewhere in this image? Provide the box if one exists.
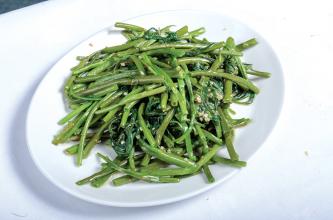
[216,92,223,101]
[195,95,202,104]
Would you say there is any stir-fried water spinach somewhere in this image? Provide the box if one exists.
[53,22,270,187]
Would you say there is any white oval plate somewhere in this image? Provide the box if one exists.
[26,10,284,207]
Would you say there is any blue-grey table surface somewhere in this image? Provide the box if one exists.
[0,0,46,14]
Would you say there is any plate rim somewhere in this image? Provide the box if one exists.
[25,9,285,207]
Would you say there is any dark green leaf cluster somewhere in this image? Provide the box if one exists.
[144,28,179,43]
